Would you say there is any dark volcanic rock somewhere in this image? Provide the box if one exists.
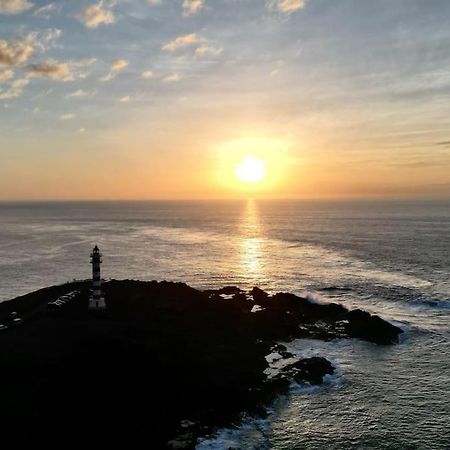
[0,280,403,449]
[251,286,269,302]
[346,309,403,344]
[287,357,335,385]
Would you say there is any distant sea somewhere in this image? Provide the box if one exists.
[1,199,449,449]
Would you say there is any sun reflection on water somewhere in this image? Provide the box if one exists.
[239,199,264,281]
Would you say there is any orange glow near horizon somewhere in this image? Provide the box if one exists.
[1,2,450,201]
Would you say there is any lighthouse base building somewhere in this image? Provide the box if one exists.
[89,245,106,310]
[89,293,106,310]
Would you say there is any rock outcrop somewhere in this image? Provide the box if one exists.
[0,280,402,449]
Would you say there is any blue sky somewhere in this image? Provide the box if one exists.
[1,0,450,199]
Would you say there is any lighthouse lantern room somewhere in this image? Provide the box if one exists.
[89,245,106,310]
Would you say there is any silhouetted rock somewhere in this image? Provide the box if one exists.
[251,286,269,302]
[346,309,403,344]
[0,280,402,449]
[286,357,335,385]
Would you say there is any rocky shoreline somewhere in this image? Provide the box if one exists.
[0,280,402,449]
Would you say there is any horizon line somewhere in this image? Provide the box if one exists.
[0,195,449,203]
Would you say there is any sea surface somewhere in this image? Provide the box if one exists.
[1,199,449,449]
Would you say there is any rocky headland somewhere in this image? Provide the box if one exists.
[0,280,402,449]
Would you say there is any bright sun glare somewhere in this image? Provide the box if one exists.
[235,155,266,183]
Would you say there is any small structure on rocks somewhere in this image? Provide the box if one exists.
[89,245,106,310]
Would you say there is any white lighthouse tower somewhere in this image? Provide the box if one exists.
[89,245,106,310]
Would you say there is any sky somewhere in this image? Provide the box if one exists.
[1,0,450,200]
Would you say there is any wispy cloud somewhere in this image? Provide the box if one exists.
[141,70,154,79]
[163,73,182,82]
[66,89,89,98]
[33,3,60,19]
[162,33,200,51]
[269,60,284,77]
[69,58,97,79]
[40,28,62,44]
[0,77,28,99]
[60,112,74,120]
[267,0,306,14]
[195,44,222,56]
[0,0,33,15]
[111,59,128,71]
[100,59,128,82]
[78,1,115,29]
[182,0,204,17]
[0,69,13,80]
[100,73,114,82]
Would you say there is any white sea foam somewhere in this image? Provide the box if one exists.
[305,292,329,305]
[196,415,271,450]
[197,349,345,449]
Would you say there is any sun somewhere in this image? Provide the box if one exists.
[235,155,266,183]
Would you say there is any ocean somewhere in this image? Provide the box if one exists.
[1,199,449,449]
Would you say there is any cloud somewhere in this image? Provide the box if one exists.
[269,68,279,77]
[33,3,60,19]
[60,113,75,120]
[0,0,33,15]
[67,89,88,98]
[111,59,128,71]
[0,77,28,99]
[0,34,92,95]
[41,28,62,44]
[267,0,306,14]
[182,0,203,16]
[269,60,284,77]
[73,58,97,67]
[0,37,35,67]
[162,33,200,51]
[27,58,96,81]
[0,69,13,81]
[26,60,73,81]
[0,31,63,70]
[100,72,114,82]
[141,70,154,79]
[100,59,128,82]
[163,73,182,82]
[78,1,115,28]
[68,58,97,79]
[195,45,222,56]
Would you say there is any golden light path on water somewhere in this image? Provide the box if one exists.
[239,199,264,280]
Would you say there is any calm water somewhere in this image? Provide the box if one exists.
[1,200,449,449]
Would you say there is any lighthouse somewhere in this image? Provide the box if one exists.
[89,245,106,310]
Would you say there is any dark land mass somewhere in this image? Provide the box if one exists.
[0,280,402,449]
